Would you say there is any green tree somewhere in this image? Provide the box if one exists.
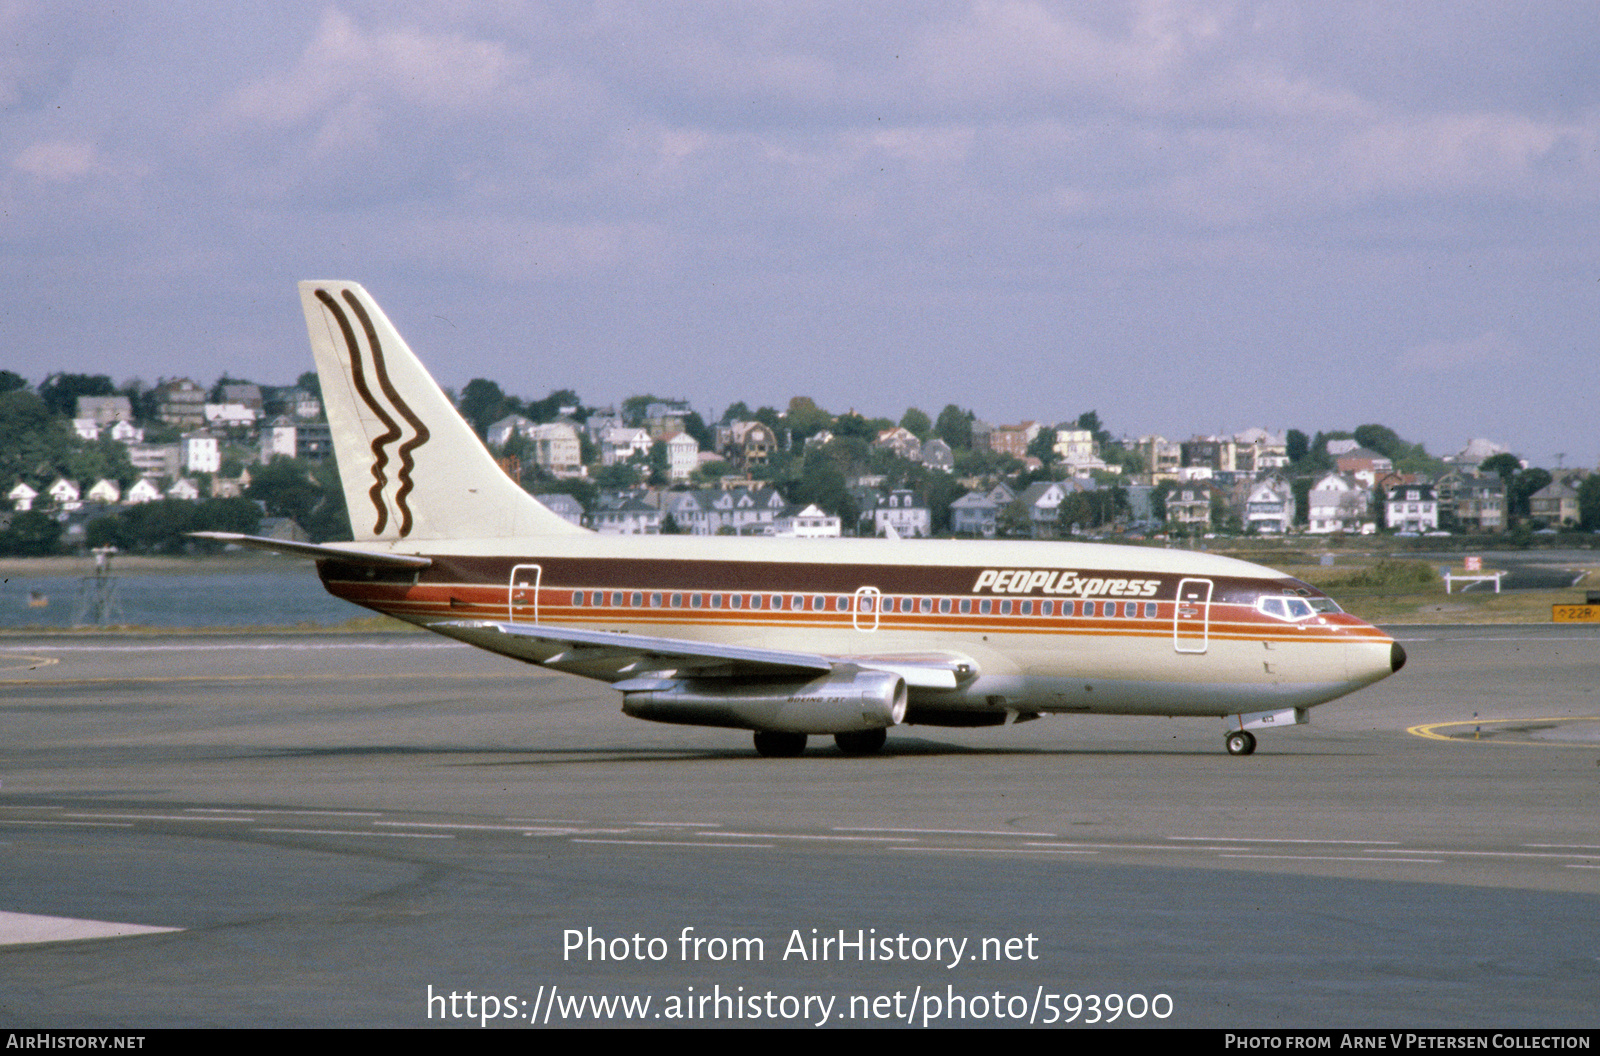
[1076,410,1111,447]
[899,408,932,441]
[459,379,511,437]
[1479,453,1521,482]
[1578,475,1600,531]
[0,390,72,488]
[0,370,26,394]
[1286,429,1310,465]
[38,373,116,417]
[1353,424,1406,461]
[0,511,63,555]
[784,397,832,444]
[247,458,323,525]
[934,405,973,450]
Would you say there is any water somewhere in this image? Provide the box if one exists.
[0,569,367,629]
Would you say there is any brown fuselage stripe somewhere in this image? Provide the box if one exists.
[322,577,1388,645]
[328,555,1335,608]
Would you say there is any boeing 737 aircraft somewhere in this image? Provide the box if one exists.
[198,282,1404,757]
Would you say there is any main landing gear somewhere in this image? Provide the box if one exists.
[752,731,807,757]
[751,729,889,757]
[1225,730,1257,756]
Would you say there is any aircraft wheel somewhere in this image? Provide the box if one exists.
[1225,730,1257,756]
[834,728,887,756]
[753,731,807,757]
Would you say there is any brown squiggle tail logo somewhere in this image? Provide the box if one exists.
[314,287,432,537]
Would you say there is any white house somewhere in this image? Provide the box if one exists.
[181,431,221,474]
[260,417,298,462]
[1385,483,1439,534]
[8,482,38,511]
[869,489,931,538]
[86,479,122,504]
[126,478,163,504]
[1307,473,1372,534]
[1243,478,1295,534]
[663,431,699,481]
[166,478,201,501]
[529,422,583,474]
[774,503,841,538]
[47,478,82,511]
[599,425,653,466]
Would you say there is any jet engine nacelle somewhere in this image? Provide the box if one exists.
[620,669,908,734]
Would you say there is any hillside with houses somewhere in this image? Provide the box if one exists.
[2,367,1597,556]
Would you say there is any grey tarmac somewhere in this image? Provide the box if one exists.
[0,625,1596,1028]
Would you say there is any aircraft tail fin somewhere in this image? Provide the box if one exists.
[298,281,588,542]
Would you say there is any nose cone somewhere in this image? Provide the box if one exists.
[1391,641,1407,674]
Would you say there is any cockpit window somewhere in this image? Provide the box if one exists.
[1307,597,1342,614]
[1258,595,1318,621]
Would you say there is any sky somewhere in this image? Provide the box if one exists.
[3,1,1597,469]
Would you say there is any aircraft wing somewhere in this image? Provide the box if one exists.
[188,531,433,570]
[443,619,974,689]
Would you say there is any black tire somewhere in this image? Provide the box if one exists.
[1225,730,1257,756]
[753,731,807,757]
[834,728,887,755]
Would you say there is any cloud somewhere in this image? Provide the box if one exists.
[224,7,522,129]
[1398,330,1527,375]
[12,140,101,181]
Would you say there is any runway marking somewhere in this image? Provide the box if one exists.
[254,828,454,839]
[1367,848,1600,860]
[65,812,254,823]
[1219,854,1443,864]
[893,846,1098,856]
[1407,716,1600,747]
[0,652,59,672]
[0,819,133,828]
[0,910,180,947]
[634,821,722,828]
[1169,836,1402,845]
[186,808,383,817]
[1527,843,1600,850]
[1026,841,1252,852]
[694,831,917,842]
[836,826,1059,837]
[573,838,772,849]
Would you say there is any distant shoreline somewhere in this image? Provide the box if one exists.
[0,552,315,577]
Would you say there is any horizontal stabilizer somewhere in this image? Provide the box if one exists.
[188,532,433,569]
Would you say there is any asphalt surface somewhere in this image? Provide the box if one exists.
[1,626,1597,1028]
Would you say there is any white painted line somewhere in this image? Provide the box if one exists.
[186,808,383,817]
[0,910,180,947]
[506,818,591,825]
[633,821,720,828]
[892,847,1098,856]
[1367,848,1597,860]
[693,831,917,842]
[1218,854,1443,863]
[836,826,1058,837]
[1026,842,1249,852]
[65,813,251,823]
[1169,836,1402,845]
[0,820,132,828]
[254,828,454,839]
[573,838,771,849]
[377,820,565,833]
